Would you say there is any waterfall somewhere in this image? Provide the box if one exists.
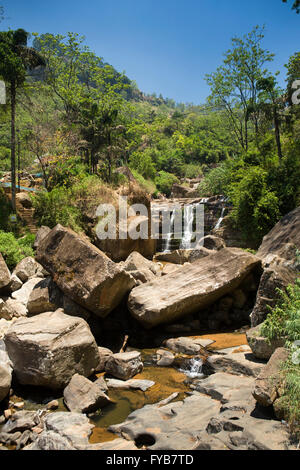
[163,209,176,253]
[180,204,195,250]
[214,207,225,230]
[179,357,204,379]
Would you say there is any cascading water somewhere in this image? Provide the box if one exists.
[163,209,176,253]
[179,357,204,379]
[180,204,195,249]
[214,207,225,230]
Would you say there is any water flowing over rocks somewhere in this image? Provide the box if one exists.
[128,247,261,328]
[36,224,136,317]
[4,310,99,389]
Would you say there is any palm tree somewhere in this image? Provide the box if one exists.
[0,29,45,212]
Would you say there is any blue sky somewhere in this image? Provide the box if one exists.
[1,0,299,104]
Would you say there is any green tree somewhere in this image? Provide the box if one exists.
[282,0,300,13]
[0,29,45,211]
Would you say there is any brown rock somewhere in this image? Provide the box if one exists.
[63,374,111,413]
[27,277,63,315]
[36,224,135,318]
[0,254,11,290]
[105,351,143,380]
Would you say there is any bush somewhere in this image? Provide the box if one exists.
[129,150,157,179]
[154,171,179,196]
[198,161,232,196]
[47,155,88,190]
[130,169,157,195]
[0,230,34,270]
[183,163,203,179]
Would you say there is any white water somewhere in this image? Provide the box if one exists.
[180,357,204,379]
[163,209,176,253]
[214,207,225,230]
[180,204,195,249]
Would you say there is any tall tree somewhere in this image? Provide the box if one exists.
[282,0,300,13]
[0,29,45,211]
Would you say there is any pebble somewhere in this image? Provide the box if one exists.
[46,400,59,410]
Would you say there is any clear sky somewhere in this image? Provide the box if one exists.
[1,0,299,104]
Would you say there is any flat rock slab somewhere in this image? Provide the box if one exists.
[191,372,255,404]
[163,337,214,355]
[36,224,135,317]
[106,378,155,391]
[207,352,265,377]
[128,248,261,328]
[109,394,221,450]
[4,310,99,389]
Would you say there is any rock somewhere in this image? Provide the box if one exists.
[191,372,255,404]
[33,226,51,250]
[46,400,59,411]
[232,289,247,309]
[1,411,40,433]
[16,192,32,209]
[96,346,113,372]
[93,376,108,392]
[163,337,202,355]
[0,365,11,402]
[8,274,23,293]
[62,295,90,321]
[207,351,264,377]
[13,257,45,283]
[123,251,157,278]
[11,277,42,306]
[0,319,14,339]
[42,412,94,449]
[156,349,175,367]
[89,438,138,451]
[246,324,285,360]
[257,207,300,262]
[0,254,11,290]
[0,431,22,446]
[106,378,155,391]
[252,347,289,407]
[162,264,183,276]
[4,310,99,389]
[105,351,143,380]
[128,248,261,328]
[0,298,27,320]
[27,277,63,315]
[36,224,135,318]
[63,374,112,413]
[24,430,75,450]
[250,265,297,327]
[171,183,199,199]
[109,394,221,450]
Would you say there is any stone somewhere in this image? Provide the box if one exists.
[24,430,76,450]
[8,274,23,292]
[232,289,247,309]
[246,324,285,360]
[128,248,261,328]
[163,337,201,355]
[105,351,143,380]
[0,365,11,403]
[16,192,32,208]
[42,412,94,449]
[0,319,14,340]
[96,346,113,372]
[93,376,108,392]
[4,310,99,389]
[0,298,27,320]
[13,257,45,283]
[207,351,264,377]
[156,349,175,367]
[46,400,59,411]
[36,224,135,318]
[252,347,289,407]
[162,264,183,276]
[11,277,42,306]
[27,277,63,315]
[62,295,91,321]
[106,378,155,391]
[33,226,51,250]
[0,254,11,290]
[1,411,40,433]
[63,374,112,413]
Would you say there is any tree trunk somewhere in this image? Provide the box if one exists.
[273,107,282,160]
[10,80,16,213]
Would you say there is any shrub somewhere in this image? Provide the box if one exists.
[183,163,203,179]
[129,150,157,179]
[154,171,179,196]
[0,231,34,269]
[198,161,232,196]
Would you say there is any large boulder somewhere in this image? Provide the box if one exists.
[246,324,286,360]
[4,310,99,389]
[63,374,112,413]
[252,347,289,407]
[36,224,135,318]
[13,257,45,283]
[0,340,12,402]
[121,251,157,284]
[33,226,51,250]
[128,248,261,328]
[0,254,11,290]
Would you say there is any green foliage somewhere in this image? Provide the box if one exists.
[47,156,88,190]
[130,169,157,195]
[183,163,203,179]
[276,357,300,438]
[198,161,232,196]
[260,279,300,343]
[129,149,157,179]
[155,171,179,196]
[0,230,34,269]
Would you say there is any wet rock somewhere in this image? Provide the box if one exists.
[64,374,112,413]
[0,254,11,290]
[106,378,155,391]
[128,248,261,328]
[246,324,285,360]
[252,347,289,407]
[156,349,175,367]
[90,438,138,450]
[4,310,99,389]
[105,351,143,380]
[13,257,45,283]
[36,224,135,318]
[95,346,113,372]
[27,277,63,315]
